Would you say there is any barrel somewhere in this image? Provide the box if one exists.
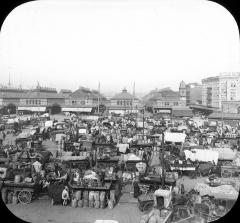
[7,191,13,204]
[89,200,94,208]
[94,191,99,203]
[77,199,83,208]
[89,191,95,202]
[100,200,106,209]
[107,199,114,209]
[76,191,82,200]
[83,199,89,208]
[71,198,77,208]
[100,192,105,202]
[14,175,21,183]
[12,195,18,205]
[95,200,100,209]
[83,191,89,200]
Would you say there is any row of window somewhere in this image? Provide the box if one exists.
[158,102,179,106]
[72,100,86,105]
[26,99,41,105]
[117,100,132,106]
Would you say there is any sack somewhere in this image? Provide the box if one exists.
[107,199,114,209]
[77,200,83,208]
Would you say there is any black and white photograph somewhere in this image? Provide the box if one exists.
[0,0,239,222]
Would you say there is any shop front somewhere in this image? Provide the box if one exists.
[153,108,172,119]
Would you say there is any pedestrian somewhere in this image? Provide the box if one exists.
[62,186,70,206]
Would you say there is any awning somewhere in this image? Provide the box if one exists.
[172,109,193,117]
[18,106,46,112]
[109,110,125,115]
[164,132,186,143]
[62,107,92,112]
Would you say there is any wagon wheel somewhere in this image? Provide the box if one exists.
[143,201,154,213]
[18,190,32,204]
[222,169,232,178]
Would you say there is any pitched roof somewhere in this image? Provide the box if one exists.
[70,87,106,100]
[111,88,138,100]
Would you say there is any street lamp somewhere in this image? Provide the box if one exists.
[142,106,145,139]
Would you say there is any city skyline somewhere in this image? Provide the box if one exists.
[0,0,239,94]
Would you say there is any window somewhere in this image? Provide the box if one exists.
[173,102,178,106]
[165,102,169,106]
[26,100,28,105]
[117,101,119,105]
[81,101,86,105]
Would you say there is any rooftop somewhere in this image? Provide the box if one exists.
[111,88,138,100]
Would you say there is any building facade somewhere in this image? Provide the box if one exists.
[143,81,187,109]
[222,101,240,114]
[108,88,139,114]
[202,73,240,109]
[142,82,191,117]
[0,84,108,115]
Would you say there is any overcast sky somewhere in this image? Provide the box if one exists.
[0,0,239,95]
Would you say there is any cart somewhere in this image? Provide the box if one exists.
[1,179,41,204]
[96,158,119,170]
[137,193,155,212]
[221,165,240,178]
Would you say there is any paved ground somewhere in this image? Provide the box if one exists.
[7,199,142,223]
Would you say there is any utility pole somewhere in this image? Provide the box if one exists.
[132,82,135,115]
[142,106,145,138]
[98,82,100,114]
[160,132,165,187]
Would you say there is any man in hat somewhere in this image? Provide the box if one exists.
[62,186,70,206]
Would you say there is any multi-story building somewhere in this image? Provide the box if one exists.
[108,88,139,114]
[0,86,29,114]
[202,72,240,109]
[143,82,187,109]
[63,86,107,113]
[142,82,192,117]
[0,84,107,115]
[17,84,66,114]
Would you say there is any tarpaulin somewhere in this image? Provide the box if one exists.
[117,143,129,153]
[45,120,53,128]
[194,183,238,200]
[210,147,237,161]
[184,149,219,164]
[164,132,186,143]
